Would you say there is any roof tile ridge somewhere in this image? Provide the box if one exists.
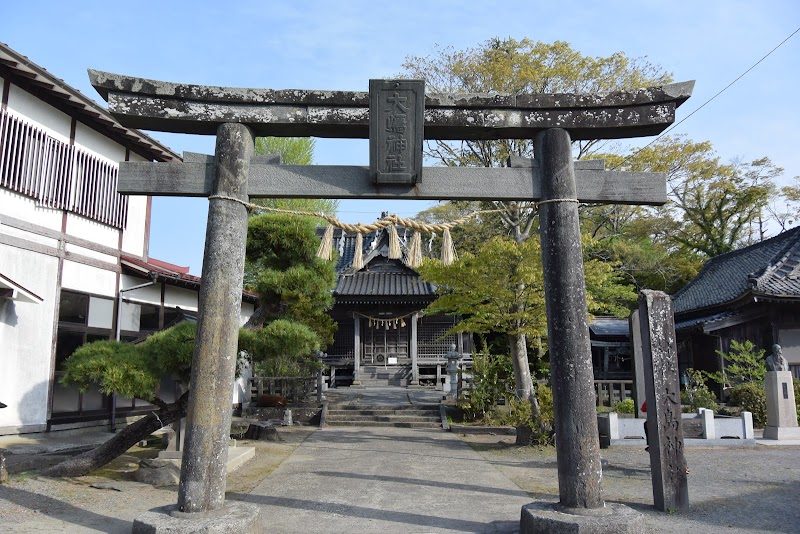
[749,226,800,288]
[672,227,800,300]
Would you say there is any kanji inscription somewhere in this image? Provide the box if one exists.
[369,79,423,184]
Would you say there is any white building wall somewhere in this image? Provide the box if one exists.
[165,286,199,312]
[241,302,255,326]
[0,188,64,232]
[0,71,179,435]
[6,83,72,140]
[61,261,117,298]
[64,243,117,264]
[121,195,149,257]
[74,122,126,163]
[65,214,120,249]
[120,275,162,305]
[0,244,58,433]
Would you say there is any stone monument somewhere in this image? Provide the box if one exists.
[763,344,800,440]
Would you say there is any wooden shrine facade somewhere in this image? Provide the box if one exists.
[321,225,471,386]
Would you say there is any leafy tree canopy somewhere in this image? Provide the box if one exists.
[418,236,635,341]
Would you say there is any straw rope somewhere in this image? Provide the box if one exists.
[208,194,580,267]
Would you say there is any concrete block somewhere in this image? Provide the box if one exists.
[520,501,644,533]
[156,446,255,473]
[742,412,754,440]
[132,502,263,533]
[700,409,715,439]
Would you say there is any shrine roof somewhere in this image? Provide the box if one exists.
[318,225,437,299]
[672,226,800,315]
[589,317,629,337]
[335,270,436,298]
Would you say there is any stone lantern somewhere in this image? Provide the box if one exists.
[445,344,462,400]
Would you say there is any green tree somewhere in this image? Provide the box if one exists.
[418,236,634,434]
[597,138,785,259]
[45,212,338,477]
[43,322,197,477]
[244,212,337,350]
[707,340,767,389]
[405,38,672,403]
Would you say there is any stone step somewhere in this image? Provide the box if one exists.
[330,404,439,412]
[327,409,438,417]
[357,379,409,387]
[326,414,440,423]
[325,420,441,429]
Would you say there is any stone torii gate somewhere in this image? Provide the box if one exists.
[89,70,692,532]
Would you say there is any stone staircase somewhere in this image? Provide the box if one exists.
[357,365,412,387]
[325,403,442,428]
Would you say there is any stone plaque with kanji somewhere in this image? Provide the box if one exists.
[369,79,424,184]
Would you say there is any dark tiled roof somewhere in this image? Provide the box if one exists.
[335,271,436,297]
[318,224,437,299]
[589,317,629,337]
[674,311,735,331]
[672,227,800,315]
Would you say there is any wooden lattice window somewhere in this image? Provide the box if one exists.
[0,107,128,228]
[418,318,458,356]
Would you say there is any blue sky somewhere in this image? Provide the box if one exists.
[4,1,799,274]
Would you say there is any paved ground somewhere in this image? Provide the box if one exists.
[235,426,529,533]
[1,387,799,533]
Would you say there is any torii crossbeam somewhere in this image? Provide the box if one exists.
[89,70,693,532]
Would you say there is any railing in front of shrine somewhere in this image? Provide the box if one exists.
[323,352,473,364]
[248,376,317,403]
[456,376,634,409]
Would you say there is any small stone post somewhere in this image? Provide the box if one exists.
[638,290,689,513]
[629,309,647,419]
[409,312,419,385]
[446,344,461,400]
[535,128,604,510]
[317,351,326,404]
[352,314,361,385]
[177,123,254,513]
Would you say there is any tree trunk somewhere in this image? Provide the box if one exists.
[41,393,189,478]
[509,332,546,445]
[510,332,533,400]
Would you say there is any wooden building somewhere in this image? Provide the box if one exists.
[673,227,800,385]
[323,225,471,387]
[0,43,255,435]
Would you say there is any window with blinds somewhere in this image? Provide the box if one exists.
[0,107,128,228]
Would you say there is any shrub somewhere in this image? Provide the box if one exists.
[795,379,800,426]
[614,398,635,414]
[681,369,718,412]
[505,384,555,446]
[706,340,766,388]
[730,382,767,428]
[458,349,514,421]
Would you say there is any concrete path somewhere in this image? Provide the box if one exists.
[237,425,530,533]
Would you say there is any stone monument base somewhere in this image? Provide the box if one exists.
[764,371,799,441]
[132,502,262,534]
[520,501,644,533]
[763,426,800,440]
